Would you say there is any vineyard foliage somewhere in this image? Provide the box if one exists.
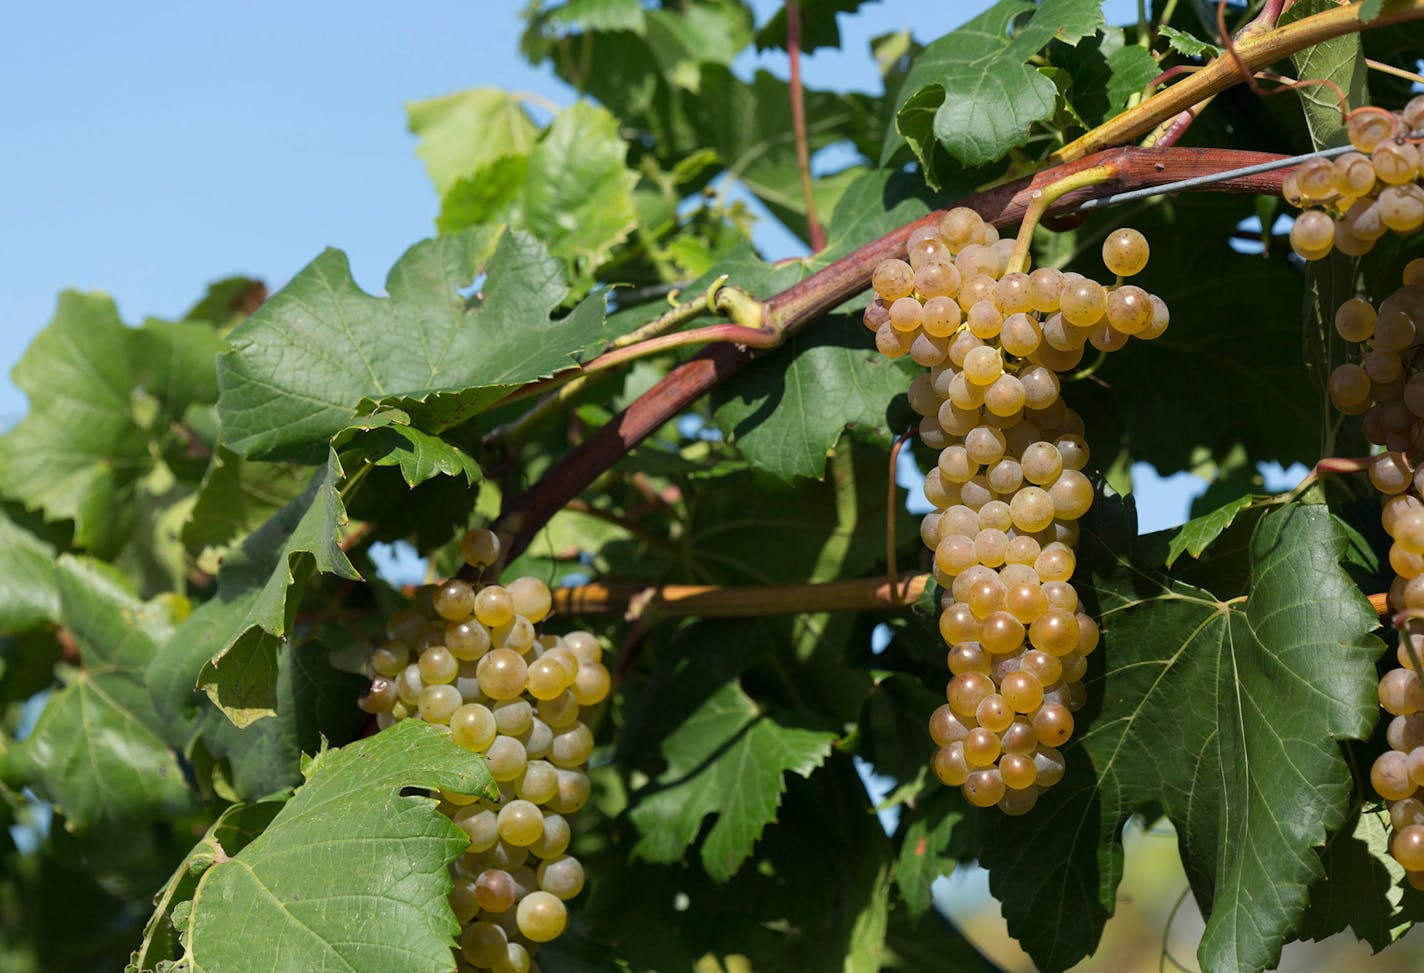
[3,1,1424,971]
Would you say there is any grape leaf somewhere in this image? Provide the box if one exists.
[1158,25,1222,59]
[333,411,480,488]
[930,60,1058,168]
[627,625,837,881]
[0,292,151,552]
[1284,0,1368,150]
[129,800,284,972]
[712,314,913,481]
[407,88,538,198]
[2,556,190,832]
[0,510,59,633]
[438,101,639,269]
[217,228,606,461]
[198,638,368,803]
[547,0,647,33]
[179,721,493,971]
[182,446,314,556]
[1301,807,1424,951]
[977,500,1383,973]
[149,450,358,727]
[1164,493,1272,566]
[887,0,1102,174]
[895,789,966,920]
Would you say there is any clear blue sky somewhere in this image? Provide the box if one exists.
[2,0,1223,527]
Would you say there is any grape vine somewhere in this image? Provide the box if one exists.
[6,4,1424,973]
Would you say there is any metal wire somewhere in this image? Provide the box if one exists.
[1075,143,1357,210]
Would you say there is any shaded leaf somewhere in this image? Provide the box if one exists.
[2,557,190,832]
[1301,807,1424,951]
[1283,0,1368,150]
[627,624,836,881]
[149,450,358,727]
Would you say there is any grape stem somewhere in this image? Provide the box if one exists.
[885,428,915,605]
[1055,0,1424,162]
[785,0,825,252]
[1005,165,1116,275]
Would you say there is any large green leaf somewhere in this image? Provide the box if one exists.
[977,500,1383,972]
[2,557,190,832]
[216,228,605,461]
[627,624,837,881]
[177,721,493,972]
[0,292,150,551]
[712,314,915,481]
[150,450,358,727]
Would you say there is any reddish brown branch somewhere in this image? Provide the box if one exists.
[496,146,1295,562]
[787,0,825,252]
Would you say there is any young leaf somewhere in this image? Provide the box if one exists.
[217,228,605,461]
[407,88,539,198]
[179,721,494,971]
[438,101,639,269]
[977,501,1383,973]
[1164,492,1271,566]
[2,556,190,832]
[887,0,1103,174]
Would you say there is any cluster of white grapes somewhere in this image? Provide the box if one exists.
[1332,266,1424,892]
[867,206,1170,813]
[1285,99,1424,260]
[357,528,610,972]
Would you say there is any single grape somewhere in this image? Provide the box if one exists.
[1102,228,1150,276]
[461,921,509,966]
[485,735,529,782]
[1289,210,1335,259]
[461,528,502,569]
[538,854,586,900]
[530,813,572,859]
[872,259,915,301]
[1060,278,1108,326]
[1380,184,1424,233]
[1375,750,1417,802]
[939,207,986,249]
[478,648,530,701]
[933,742,971,786]
[516,890,569,943]
[962,768,1007,808]
[1032,703,1075,747]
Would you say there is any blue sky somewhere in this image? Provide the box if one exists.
[1,0,1227,527]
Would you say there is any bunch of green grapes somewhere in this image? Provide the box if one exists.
[1329,264,1424,891]
[867,207,1170,813]
[357,528,610,973]
[1285,99,1424,260]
